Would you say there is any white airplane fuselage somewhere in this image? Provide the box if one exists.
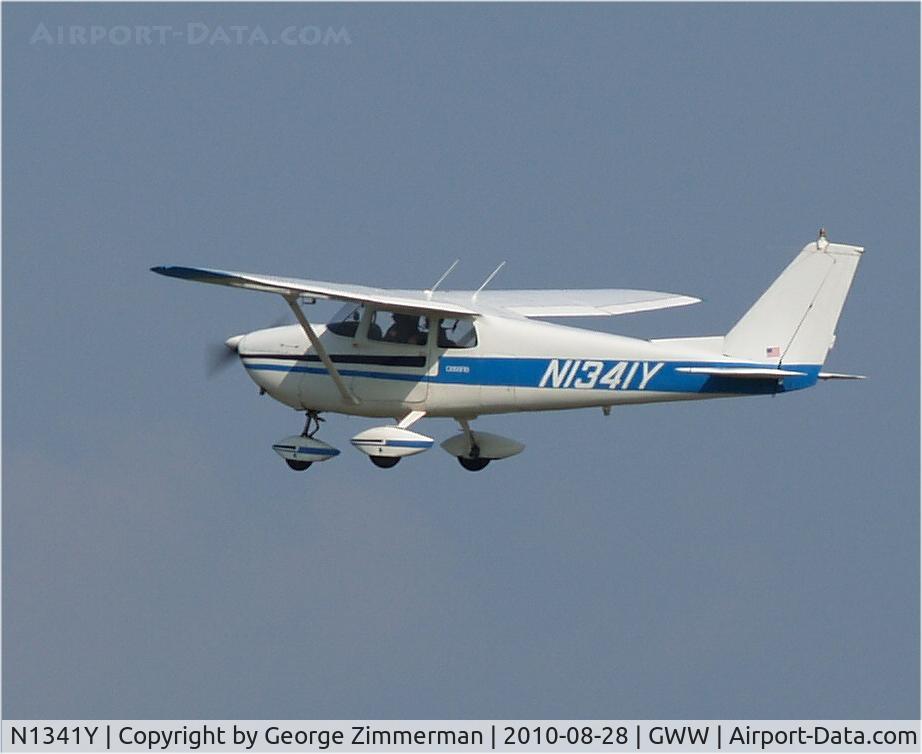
[237,313,819,420]
[151,235,863,470]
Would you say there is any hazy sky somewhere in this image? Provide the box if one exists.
[3,3,918,719]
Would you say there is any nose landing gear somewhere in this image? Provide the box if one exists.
[272,411,340,471]
[302,410,324,437]
[285,412,323,471]
[285,413,323,471]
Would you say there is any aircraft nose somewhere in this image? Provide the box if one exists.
[225,334,245,351]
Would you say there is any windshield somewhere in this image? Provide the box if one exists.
[326,303,364,337]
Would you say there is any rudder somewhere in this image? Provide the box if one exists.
[723,232,864,366]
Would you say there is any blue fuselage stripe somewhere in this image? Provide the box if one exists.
[243,357,821,395]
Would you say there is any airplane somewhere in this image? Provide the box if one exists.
[152,229,865,472]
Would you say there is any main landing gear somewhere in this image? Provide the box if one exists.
[456,420,490,472]
[349,416,435,469]
[440,419,525,471]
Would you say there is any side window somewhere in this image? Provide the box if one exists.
[368,310,429,346]
[438,318,477,349]
[326,303,364,337]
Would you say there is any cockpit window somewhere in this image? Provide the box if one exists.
[438,318,477,348]
[368,310,429,346]
[326,303,364,337]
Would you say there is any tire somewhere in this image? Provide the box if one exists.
[285,459,312,471]
[370,455,400,469]
[458,456,491,472]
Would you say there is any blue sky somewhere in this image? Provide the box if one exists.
[3,3,918,718]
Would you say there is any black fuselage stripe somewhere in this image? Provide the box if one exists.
[241,353,427,368]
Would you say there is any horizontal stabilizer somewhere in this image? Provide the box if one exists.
[818,372,866,380]
[675,366,807,379]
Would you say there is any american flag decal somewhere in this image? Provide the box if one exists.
[766,346,781,357]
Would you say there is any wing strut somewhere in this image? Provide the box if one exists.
[283,295,360,405]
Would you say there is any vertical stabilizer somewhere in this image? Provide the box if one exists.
[723,232,863,365]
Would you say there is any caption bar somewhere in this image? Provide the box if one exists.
[4,720,919,752]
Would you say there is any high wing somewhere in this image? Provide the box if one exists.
[151,265,699,319]
[448,289,701,317]
[150,266,477,317]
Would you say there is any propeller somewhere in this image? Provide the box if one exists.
[206,340,240,378]
[205,312,293,378]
